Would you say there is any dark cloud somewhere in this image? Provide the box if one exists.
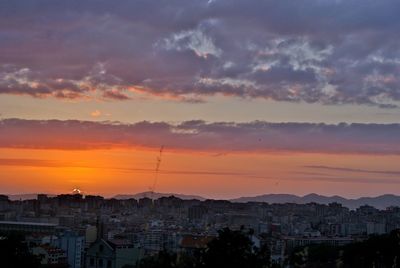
[304,165,400,176]
[102,90,130,101]
[0,0,400,107]
[1,118,400,154]
[0,158,73,168]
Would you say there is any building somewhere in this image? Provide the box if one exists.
[284,236,354,253]
[109,239,143,268]
[188,205,207,222]
[0,195,10,211]
[0,221,57,234]
[31,245,68,267]
[53,231,84,268]
[366,222,386,235]
[85,225,98,246]
[179,235,215,256]
[86,239,142,268]
[143,229,164,254]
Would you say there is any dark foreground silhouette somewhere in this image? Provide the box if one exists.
[139,228,400,268]
[0,232,41,268]
[289,229,400,268]
[1,228,400,267]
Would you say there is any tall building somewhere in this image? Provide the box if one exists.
[86,239,143,268]
[85,225,98,246]
[53,231,84,268]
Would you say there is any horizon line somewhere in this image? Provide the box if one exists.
[3,190,400,201]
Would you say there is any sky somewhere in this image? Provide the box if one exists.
[1,0,400,198]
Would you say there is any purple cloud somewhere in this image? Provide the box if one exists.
[0,0,400,107]
[1,118,400,154]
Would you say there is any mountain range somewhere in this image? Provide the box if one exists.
[113,191,206,201]
[230,193,400,210]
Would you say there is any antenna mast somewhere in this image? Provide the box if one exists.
[149,145,164,199]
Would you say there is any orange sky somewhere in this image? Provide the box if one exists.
[1,147,400,198]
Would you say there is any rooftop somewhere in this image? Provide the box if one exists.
[0,221,58,227]
[180,235,215,249]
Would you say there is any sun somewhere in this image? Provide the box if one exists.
[72,188,82,194]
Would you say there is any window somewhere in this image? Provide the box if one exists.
[90,258,94,266]
[99,259,103,267]
[99,244,104,252]
[107,260,112,268]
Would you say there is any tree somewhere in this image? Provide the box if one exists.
[138,250,179,268]
[138,228,271,268]
[0,232,41,268]
[341,229,400,268]
[288,244,339,268]
[198,228,270,268]
[287,229,400,268]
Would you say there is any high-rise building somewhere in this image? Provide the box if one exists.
[53,231,84,268]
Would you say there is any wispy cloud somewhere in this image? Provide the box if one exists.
[0,158,74,168]
[0,157,250,177]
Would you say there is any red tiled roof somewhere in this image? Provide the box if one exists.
[180,235,215,249]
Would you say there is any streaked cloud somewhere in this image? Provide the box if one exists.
[2,157,400,186]
[1,0,400,107]
[0,157,251,177]
[1,118,400,154]
[305,165,400,176]
[0,158,73,168]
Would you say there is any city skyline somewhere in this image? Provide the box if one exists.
[1,0,400,198]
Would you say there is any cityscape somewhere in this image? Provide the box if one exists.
[2,0,400,267]
[1,191,400,267]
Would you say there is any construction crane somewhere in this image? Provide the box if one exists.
[149,145,164,200]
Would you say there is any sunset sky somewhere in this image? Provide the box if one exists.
[1,0,400,198]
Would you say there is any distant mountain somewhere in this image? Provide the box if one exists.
[113,191,206,201]
[231,194,300,204]
[230,193,400,210]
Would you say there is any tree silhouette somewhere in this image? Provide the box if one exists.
[138,250,178,268]
[287,229,400,268]
[198,228,270,268]
[341,229,400,268]
[0,232,41,268]
[288,244,339,268]
[138,228,271,268]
